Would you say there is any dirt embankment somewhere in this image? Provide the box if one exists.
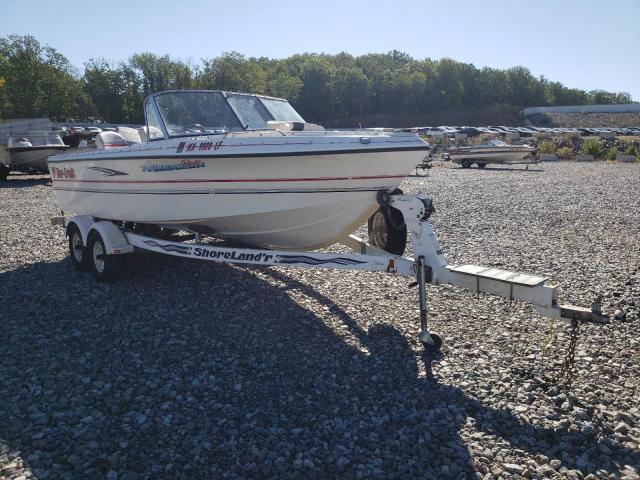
[526,112,640,128]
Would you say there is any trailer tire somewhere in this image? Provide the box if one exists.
[88,230,124,281]
[368,206,407,256]
[477,162,487,168]
[422,333,443,352]
[461,159,471,169]
[67,224,90,271]
[0,164,9,181]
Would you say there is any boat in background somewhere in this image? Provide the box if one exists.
[447,139,537,168]
[48,90,428,249]
[7,131,69,173]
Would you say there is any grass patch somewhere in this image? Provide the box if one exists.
[538,141,555,154]
[557,146,574,159]
[624,143,637,156]
[581,138,603,158]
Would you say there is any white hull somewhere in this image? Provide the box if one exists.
[9,146,68,172]
[49,134,426,249]
[449,148,535,164]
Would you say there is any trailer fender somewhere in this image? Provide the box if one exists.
[88,221,134,255]
[64,215,95,246]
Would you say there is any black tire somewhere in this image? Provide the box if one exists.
[367,206,407,255]
[461,159,471,169]
[0,164,9,181]
[88,230,125,281]
[477,162,487,168]
[67,224,90,271]
[422,333,443,352]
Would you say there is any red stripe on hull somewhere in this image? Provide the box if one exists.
[51,174,407,184]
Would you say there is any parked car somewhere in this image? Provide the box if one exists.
[422,127,446,137]
[456,126,483,136]
[515,127,535,137]
[438,126,459,134]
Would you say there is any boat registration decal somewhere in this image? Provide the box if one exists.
[142,159,205,173]
[176,141,223,153]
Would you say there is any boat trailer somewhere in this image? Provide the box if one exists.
[52,193,608,351]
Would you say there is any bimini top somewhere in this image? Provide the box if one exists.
[144,90,307,140]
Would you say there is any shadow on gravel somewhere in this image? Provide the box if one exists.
[0,257,637,479]
[0,175,51,189]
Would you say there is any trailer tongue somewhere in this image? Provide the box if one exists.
[52,193,608,353]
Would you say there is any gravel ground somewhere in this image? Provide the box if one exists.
[1,162,639,480]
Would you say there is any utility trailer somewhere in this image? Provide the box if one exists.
[52,193,607,351]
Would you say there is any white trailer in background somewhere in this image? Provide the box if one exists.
[52,193,607,351]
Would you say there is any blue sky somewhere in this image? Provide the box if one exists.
[1,0,639,101]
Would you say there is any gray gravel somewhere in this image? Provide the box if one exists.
[1,162,639,480]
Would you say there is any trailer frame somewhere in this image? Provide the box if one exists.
[52,193,608,350]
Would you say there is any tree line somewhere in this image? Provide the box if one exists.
[0,34,634,126]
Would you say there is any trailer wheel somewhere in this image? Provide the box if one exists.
[88,230,124,281]
[368,206,407,255]
[461,159,472,169]
[67,224,90,271]
[477,162,487,168]
[0,164,8,181]
[422,333,443,352]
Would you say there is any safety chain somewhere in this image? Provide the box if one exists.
[509,320,610,440]
[512,318,581,391]
[550,318,580,389]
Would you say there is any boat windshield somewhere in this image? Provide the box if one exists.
[8,132,65,147]
[227,94,273,129]
[154,91,243,137]
[479,139,508,147]
[226,94,306,128]
[260,98,305,123]
[150,91,307,137]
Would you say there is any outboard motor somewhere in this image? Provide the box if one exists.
[95,131,128,149]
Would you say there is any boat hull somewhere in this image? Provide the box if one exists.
[448,148,536,164]
[9,146,69,172]
[49,146,424,249]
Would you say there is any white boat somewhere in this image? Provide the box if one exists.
[447,139,537,168]
[8,131,69,173]
[48,90,428,249]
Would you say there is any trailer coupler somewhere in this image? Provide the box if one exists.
[559,300,609,324]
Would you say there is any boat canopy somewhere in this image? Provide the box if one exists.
[145,90,306,140]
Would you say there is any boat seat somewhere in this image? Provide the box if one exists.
[138,126,164,143]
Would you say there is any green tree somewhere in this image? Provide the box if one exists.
[198,52,267,93]
[0,35,81,120]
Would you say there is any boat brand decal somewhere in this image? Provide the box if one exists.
[50,166,76,179]
[141,159,205,173]
[193,247,274,263]
[87,167,129,176]
[176,142,186,153]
